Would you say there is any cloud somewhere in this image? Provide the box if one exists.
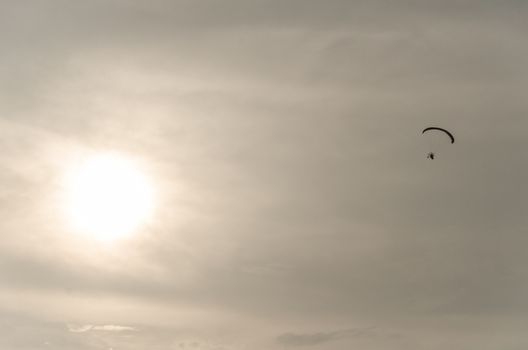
[66,324,94,333]
[1,1,528,349]
[0,311,96,350]
[67,324,136,333]
[92,325,137,332]
[276,327,379,347]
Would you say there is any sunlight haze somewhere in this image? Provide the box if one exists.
[62,153,155,242]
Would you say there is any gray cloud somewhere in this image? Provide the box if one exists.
[276,327,380,347]
[0,1,527,349]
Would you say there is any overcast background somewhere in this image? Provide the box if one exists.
[1,1,528,349]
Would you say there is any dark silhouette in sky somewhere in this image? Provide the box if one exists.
[422,127,455,143]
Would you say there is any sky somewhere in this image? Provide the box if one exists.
[1,1,528,349]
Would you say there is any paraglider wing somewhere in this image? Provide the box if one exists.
[422,127,455,144]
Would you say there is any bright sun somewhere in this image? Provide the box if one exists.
[63,153,155,242]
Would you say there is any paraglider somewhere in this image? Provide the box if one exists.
[422,127,454,159]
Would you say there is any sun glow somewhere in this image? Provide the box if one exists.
[63,153,155,242]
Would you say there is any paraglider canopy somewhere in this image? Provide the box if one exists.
[422,127,455,144]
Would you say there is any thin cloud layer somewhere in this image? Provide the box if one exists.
[0,1,527,349]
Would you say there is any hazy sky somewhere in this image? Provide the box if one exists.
[1,1,528,349]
